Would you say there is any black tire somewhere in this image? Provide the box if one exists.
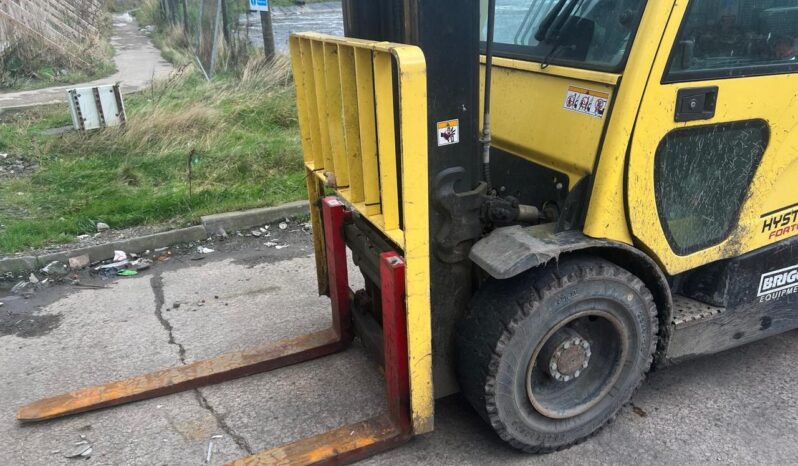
[456,256,658,453]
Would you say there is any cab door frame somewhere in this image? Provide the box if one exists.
[625,0,798,275]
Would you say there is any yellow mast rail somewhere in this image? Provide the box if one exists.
[289,32,433,434]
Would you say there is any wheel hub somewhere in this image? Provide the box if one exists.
[526,310,628,420]
[548,336,591,382]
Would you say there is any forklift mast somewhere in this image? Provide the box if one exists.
[342,0,483,397]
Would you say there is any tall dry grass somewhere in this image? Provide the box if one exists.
[55,55,295,157]
[0,0,114,88]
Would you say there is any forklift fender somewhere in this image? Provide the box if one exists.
[470,225,657,281]
[470,224,673,363]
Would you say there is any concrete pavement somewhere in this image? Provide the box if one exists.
[1,231,796,465]
[0,13,173,110]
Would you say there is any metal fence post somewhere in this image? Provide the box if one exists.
[209,0,223,78]
[260,7,274,61]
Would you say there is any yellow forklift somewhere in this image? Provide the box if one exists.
[17,0,798,463]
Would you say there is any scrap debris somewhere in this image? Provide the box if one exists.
[69,255,91,270]
[10,281,31,295]
[631,404,648,418]
[63,436,93,459]
[205,434,223,464]
[2,217,303,295]
[132,258,153,271]
[41,261,69,277]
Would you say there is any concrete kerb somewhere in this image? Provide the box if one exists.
[201,200,309,234]
[0,201,310,275]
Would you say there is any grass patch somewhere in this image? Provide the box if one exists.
[0,57,307,254]
[1,39,116,91]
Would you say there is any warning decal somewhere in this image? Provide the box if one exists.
[564,86,609,118]
[437,119,460,146]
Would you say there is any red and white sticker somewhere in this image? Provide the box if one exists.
[437,119,460,146]
[564,86,609,118]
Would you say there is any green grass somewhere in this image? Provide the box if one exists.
[0,59,307,254]
[0,61,117,92]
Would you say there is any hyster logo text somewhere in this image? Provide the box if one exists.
[758,264,798,302]
[762,206,798,240]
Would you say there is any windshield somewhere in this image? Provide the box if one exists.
[481,0,647,71]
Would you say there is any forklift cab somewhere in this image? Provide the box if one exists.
[334,0,798,453]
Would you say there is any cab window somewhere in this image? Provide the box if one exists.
[482,0,647,72]
[666,0,798,82]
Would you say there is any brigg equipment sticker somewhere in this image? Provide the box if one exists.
[757,264,798,302]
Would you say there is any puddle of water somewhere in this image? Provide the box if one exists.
[239,2,344,53]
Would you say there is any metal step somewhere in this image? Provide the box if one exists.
[671,295,725,329]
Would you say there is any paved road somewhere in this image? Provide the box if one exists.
[1,229,796,465]
[0,13,173,110]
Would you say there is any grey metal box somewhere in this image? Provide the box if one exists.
[67,84,127,131]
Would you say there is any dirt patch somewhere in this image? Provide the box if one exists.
[0,312,62,338]
[0,153,37,180]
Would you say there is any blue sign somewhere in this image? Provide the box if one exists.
[249,0,269,12]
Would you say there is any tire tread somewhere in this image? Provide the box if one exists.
[457,257,659,453]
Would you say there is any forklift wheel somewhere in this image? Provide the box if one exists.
[456,256,658,453]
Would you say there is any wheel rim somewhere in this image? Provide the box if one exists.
[525,309,629,419]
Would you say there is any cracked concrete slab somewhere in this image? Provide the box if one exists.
[158,254,384,453]
[0,277,243,465]
[161,255,330,362]
[1,234,797,465]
